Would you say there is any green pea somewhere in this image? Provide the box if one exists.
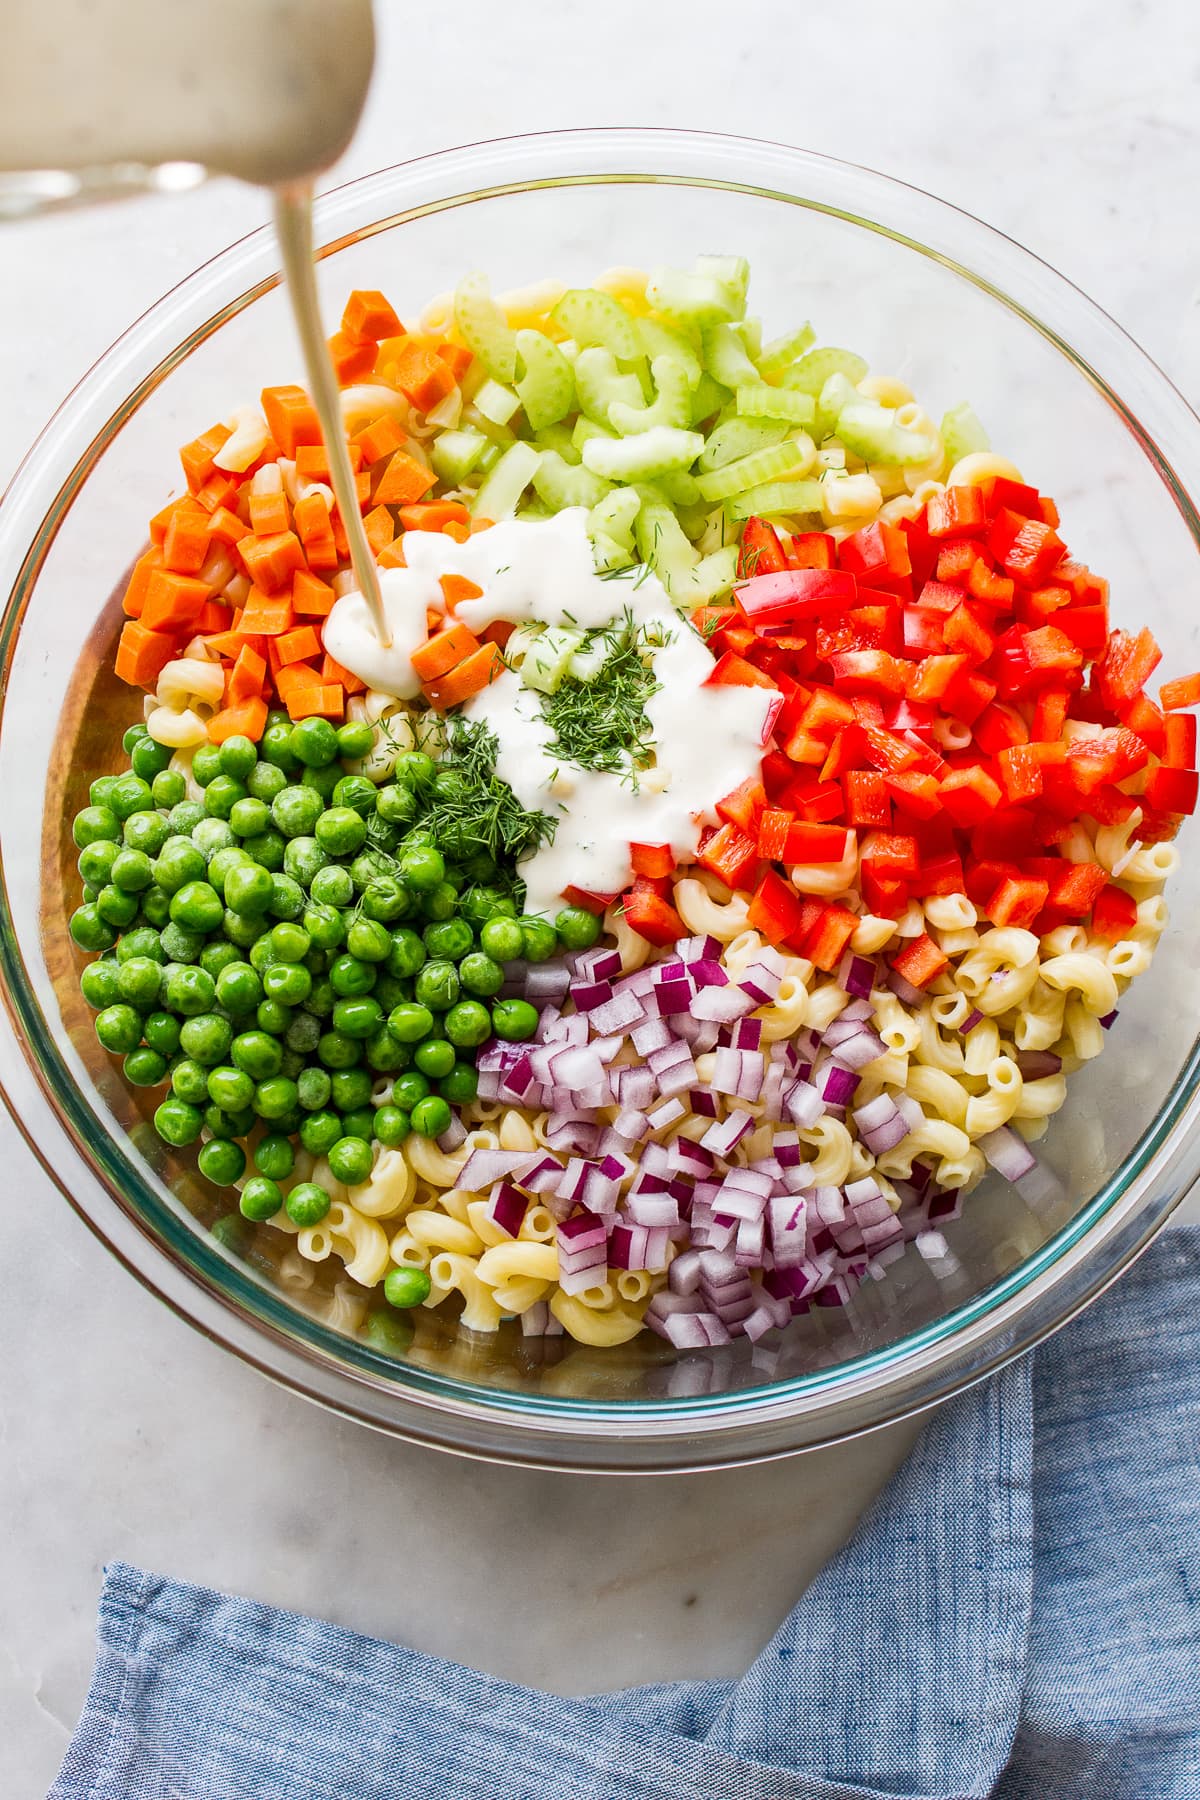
[203,774,247,821]
[123,810,171,857]
[424,918,473,962]
[327,1067,370,1113]
[375,783,417,826]
[78,839,119,888]
[350,848,394,892]
[169,880,223,933]
[95,884,139,928]
[328,1135,373,1186]
[338,1106,373,1141]
[159,921,203,964]
[387,1001,433,1045]
[304,977,336,1017]
[456,952,501,999]
[161,964,216,1016]
[124,1046,168,1088]
[153,837,207,894]
[439,1062,479,1106]
[332,772,377,814]
[283,836,328,887]
[69,904,117,952]
[263,961,312,1006]
[385,928,426,980]
[152,769,186,809]
[399,844,445,894]
[130,735,172,780]
[139,887,172,928]
[491,998,539,1042]
[315,805,366,855]
[280,1051,305,1086]
[301,761,341,803]
[204,1102,256,1140]
[373,1104,411,1147]
[90,775,119,808]
[414,959,460,1012]
[265,873,304,922]
[218,734,258,780]
[297,1108,341,1156]
[383,1264,432,1309]
[215,961,262,1014]
[361,877,410,924]
[254,1133,295,1181]
[480,917,525,963]
[286,1181,331,1226]
[240,1176,283,1221]
[198,1138,246,1186]
[170,1057,211,1103]
[115,956,162,1010]
[290,717,339,768]
[336,720,375,760]
[206,846,251,897]
[80,959,122,1008]
[364,1026,409,1073]
[270,921,311,963]
[346,918,390,965]
[306,865,350,910]
[271,784,323,840]
[261,719,300,773]
[198,941,240,981]
[224,862,274,918]
[332,996,383,1040]
[246,760,288,804]
[519,916,558,963]
[363,1307,415,1354]
[254,1076,299,1120]
[555,905,602,950]
[116,926,164,965]
[207,1064,254,1111]
[371,972,408,1013]
[154,1097,204,1146]
[414,1037,456,1079]
[222,908,267,950]
[230,1030,283,1079]
[410,1094,452,1139]
[241,829,285,872]
[168,800,205,835]
[286,1011,322,1055]
[191,743,223,787]
[329,953,376,998]
[179,1013,232,1065]
[229,796,271,839]
[108,773,155,820]
[444,999,492,1049]
[392,1069,430,1112]
[122,724,149,752]
[457,885,513,930]
[94,1004,143,1055]
[142,1011,181,1056]
[296,1066,331,1112]
[318,1029,361,1070]
[394,750,435,794]
[192,816,235,860]
[303,902,346,951]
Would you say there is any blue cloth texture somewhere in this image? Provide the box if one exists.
[50,1227,1200,1800]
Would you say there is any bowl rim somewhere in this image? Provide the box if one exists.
[1,125,1198,1468]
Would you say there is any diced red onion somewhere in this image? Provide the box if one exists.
[1016,1050,1063,1080]
[557,1213,607,1250]
[522,1154,566,1194]
[610,1108,651,1145]
[738,960,784,1005]
[520,1301,551,1336]
[570,946,622,982]
[526,962,571,1002]
[699,1109,755,1157]
[711,1046,764,1102]
[675,933,721,964]
[822,1065,859,1107]
[916,1229,952,1263]
[888,968,926,1007]
[457,1148,542,1195]
[571,979,613,1013]
[978,1125,1037,1182]
[688,1086,719,1119]
[853,1093,910,1155]
[626,1190,680,1230]
[782,1078,824,1128]
[926,1186,962,1222]
[542,1011,590,1046]
[655,978,693,1015]
[1098,1009,1118,1029]
[959,1008,984,1034]
[829,1027,886,1070]
[773,1131,802,1167]
[547,1044,607,1092]
[486,1181,528,1238]
[687,958,728,991]
[839,953,877,1000]
[588,992,648,1037]
[436,1115,468,1154]
[692,984,757,1024]
[734,1215,765,1266]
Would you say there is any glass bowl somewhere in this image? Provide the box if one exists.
[2,129,1198,1472]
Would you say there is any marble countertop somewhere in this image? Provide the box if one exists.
[4,4,1199,1791]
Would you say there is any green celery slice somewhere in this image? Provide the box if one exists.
[636,317,703,389]
[689,372,730,427]
[430,428,488,486]
[453,272,518,383]
[582,427,704,482]
[573,346,644,424]
[470,441,541,518]
[695,438,815,501]
[735,383,816,425]
[724,479,824,522]
[589,531,637,573]
[572,416,614,455]
[702,322,759,390]
[815,371,862,436]
[646,267,741,329]
[665,543,740,605]
[782,346,869,395]
[696,417,788,473]
[550,289,642,362]
[535,421,580,464]
[514,329,575,431]
[756,322,816,379]
[532,450,612,512]
[835,401,935,466]
[520,626,585,694]
[608,356,693,435]
[472,379,521,426]
[941,402,990,466]
[589,486,641,549]
[694,254,750,313]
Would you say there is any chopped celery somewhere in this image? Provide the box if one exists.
[756,322,816,379]
[636,316,703,389]
[655,467,702,508]
[695,437,815,502]
[590,486,641,549]
[566,637,610,683]
[782,346,869,396]
[666,543,739,605]
[702,322,759,391]
[470,441,541,519]
[573,347,644,425]
[735,383,816,426]
[635,487,701,599]
[532,451,612,512]
[835,401,935,466]
[646,267,741,330]
[429,427,489,486]
[689,373,730,427]
[694,254,750,313]
[608,356,693,435]
[815,372,862,436]
[572,416,614,455]
[520,626,585,694]
[536,420,581,464]
[696,416,788,473]
[453,272,518,383]
[582,427,704,482]
[941,401,990,466]
[589,531,636,573]
[472,378,522,426]
[514,329,575,430]
[550,289,642,363]
[725,479,823,522]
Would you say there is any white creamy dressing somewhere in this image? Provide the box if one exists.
[324,511,774,918]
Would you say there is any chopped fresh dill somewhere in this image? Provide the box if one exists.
[599,562,653,588]
[424,714,557,865]
[539,609,667,785]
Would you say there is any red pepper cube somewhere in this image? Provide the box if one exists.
[1096,626,1162,712]
[746,869,809,947]
[697,822,761,891]
[786,531,836,571]
[943,667,997,725]
[623,878,686,947]
[974,703,1030,754]
[1145,764,1199,815]
[756,809,792,861]
[860,830,919,878]
[737,516,789,578]
[989,510,1066,587]
[629,843,675,880]
[837,520,912,595]
[942,602,995,664]
[715,776,767,833]
[1050,861,1110,918]
[1164,712,1198,768]
[926,486,987,539]
[965,559,1014,608]
[1159,670,1200,711]
[806,904,859,972]
[983,476,1042,520]
[843,769,892,828]
[827,649,908,696]
[890,933,949,989]
[912,850,965,897]
[938,765,1003,827]
[886,769,941,820]
[986,875,1050,930]
[997,743,1044,805]
[1091,883,1139,943]
[782,822,851,864]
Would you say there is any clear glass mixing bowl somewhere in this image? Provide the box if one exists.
[2,129,1198,1471]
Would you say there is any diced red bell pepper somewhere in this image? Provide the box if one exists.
[943,667,997,725]
[1031,686,1071,743]
[1096,626,1162,713]
[983,476,1042,520]
[964,858,1022,908]
[563,885,619,913]
[697,822,762,891]
[746,869,809,947]
[1164,712,1198,768]
[738,516,789,578]
[784,726,829,767]
[756,809,791,861]
[1017,582,1071,626]
[1159,670,1200,712]
[1055,606,1109,656]
[818,724,869,781]
[786,531,836,571]
[965,559,1014,607]
[1145,764,1198,815]
[903,607,949,656]
[986,875,1050,930]
[973,703,1029,754]
[1118,693,1166,758]
[790,778,845,823]
[890,933,949,989]
[806,904,860,973]
[936,540,987,584]
[782,822,851,864]
[906,654,969,705]
[837,520,912,594]
[862,725,919,777]
[916,579,969,614]
[885,769,942,820]
[899,513,938,588]
[706,650,780,691]
[1091,883,1139,943]
[622,878,685,947]
[715,777,767,832]
[827,649,908,695]
[972,809,1039,862]
[800,687,857,737]
[860,830,919,877]
[1065,727,1149,796]
[629,843,675,880]
[911,850,965,897]
[843,769,892,828]
[997,743,1044,805]
[942,602,996,664]
[926,486,987,539]
[860,864,909,917]
[989,510,1065,587]
[736,567,858,626]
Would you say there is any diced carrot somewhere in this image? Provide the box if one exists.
[238,588,295,636]
[480,620,513,650]
[284,682,344,721]
[193,471,240,514]
[291,568,336,617]
[321,652,366,697]
[439,573,483,610]
[386,340,457,413]
[399,500,471,533]
[239,530,307,594]
[341,289,404,343]
[142,568,211,633]
[424,644,503,709]
[122,546,164,618]
[327,329,378,384]
[115,621,178,687]
[377,539,408,570]
[470,516,495,535]
[295,442,363,479]
[330,509,350,561]
[293,492,338,571]
[353,416,407,465]
[206,505,249,546]
[363,504,396,555]
[260,385,322,459]
[207,696,269,744]
[443,521,471,543]
[373,449,437,506]
[179,423,232,492]
[274,661,321,701]
[160,502,211,575]
[275,625,322,667]
[148,495,194,545]
[205,627,267,660]
[196,600,232,634]
[227,643,267,702]
[435,341,474,380]
[249,490,290,537]
[410,622,481,681]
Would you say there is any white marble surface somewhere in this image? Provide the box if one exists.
[4,3,1200,1793]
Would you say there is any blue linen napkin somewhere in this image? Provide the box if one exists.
[50,1227,1200,1800]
